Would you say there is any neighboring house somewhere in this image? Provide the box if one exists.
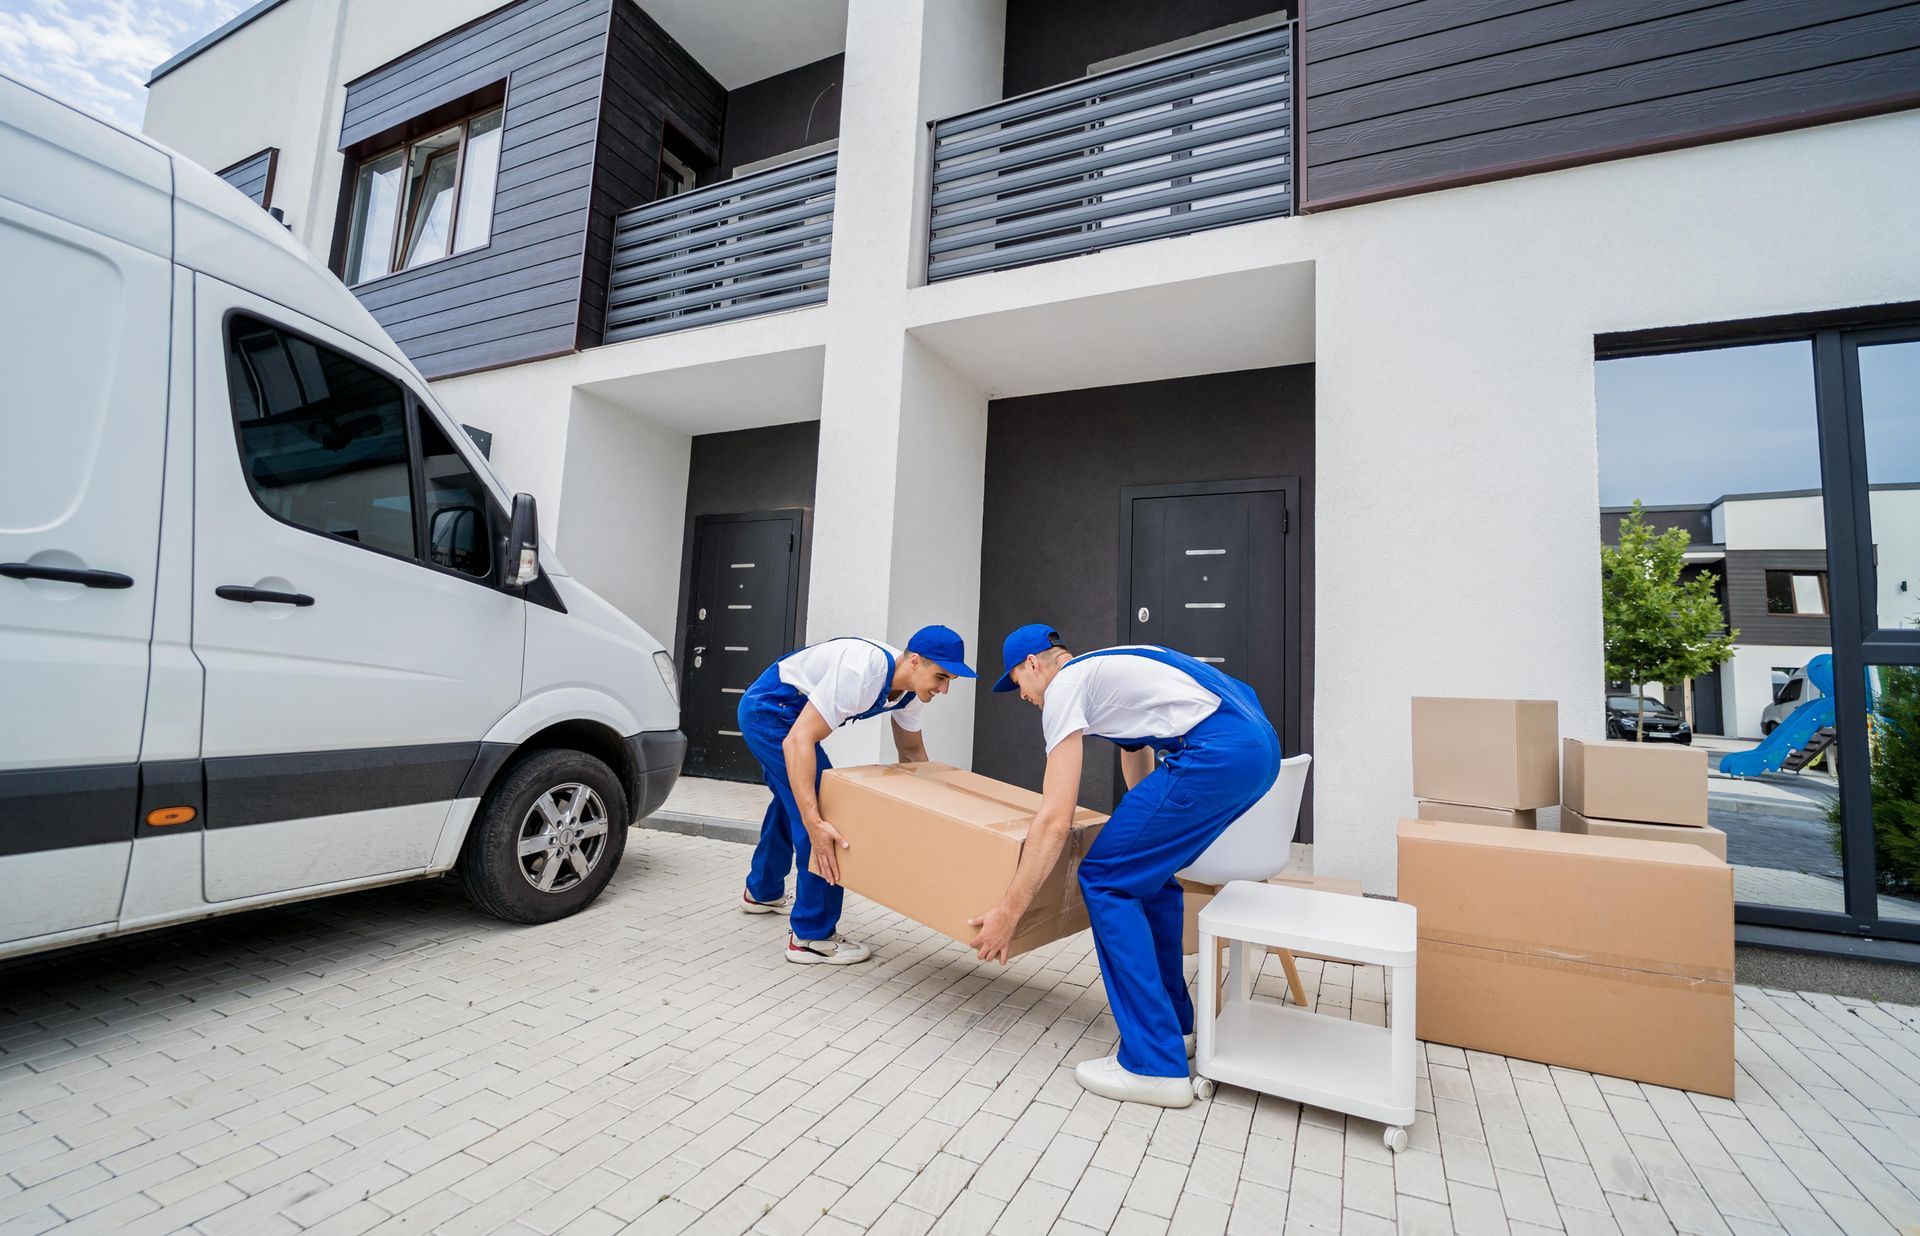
[1602,486,1920,738]
[142,0,1920,897]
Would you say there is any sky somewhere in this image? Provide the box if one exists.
[0,0,250,132]
[1596,339,1920,509]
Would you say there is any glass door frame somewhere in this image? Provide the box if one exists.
[1737,323,1920,941]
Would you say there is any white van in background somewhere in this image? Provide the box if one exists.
[0,75,684,962]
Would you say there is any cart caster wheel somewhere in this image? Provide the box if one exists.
[1383,1126,1408,1154]
[1192,1077,1216,1101]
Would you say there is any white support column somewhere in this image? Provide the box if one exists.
[810,0,1005,767]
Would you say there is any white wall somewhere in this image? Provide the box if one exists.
[552,392,692,646]
[1721,493,1827,551]
[1727,644,1828,739]
[1871,489,1920,632]
[1295,112,1920,891]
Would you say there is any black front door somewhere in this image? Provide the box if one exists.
[1122,479,1300,827]
[683,511,801,781]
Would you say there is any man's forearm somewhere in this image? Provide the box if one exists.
[999,809,1074,917]
[783,739,822,825]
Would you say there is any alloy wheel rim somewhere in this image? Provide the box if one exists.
[516,783,608,893]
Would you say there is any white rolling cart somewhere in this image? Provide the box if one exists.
[1194,880,1419,1152]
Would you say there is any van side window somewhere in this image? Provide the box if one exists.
[225,316,415,559]
[417,413,492,578]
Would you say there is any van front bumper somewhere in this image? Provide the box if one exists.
[628,729,687,820]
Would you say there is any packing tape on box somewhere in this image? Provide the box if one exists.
[1417,928,1734,985]
[1420,938,1734,992]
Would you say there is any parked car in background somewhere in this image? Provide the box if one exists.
[1605,695,1693,743]
[1761,665,1824,735]
[0,75,685,963]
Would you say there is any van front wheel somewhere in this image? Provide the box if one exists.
[460,748,629,924]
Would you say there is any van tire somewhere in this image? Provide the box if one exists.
[459,748,629,924]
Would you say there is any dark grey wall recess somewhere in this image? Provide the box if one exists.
[974,366,1314,818]
[716,54,844,180]
[580,0,725,349]
[1725,550,1836,647]
[1003,0,1288,96]
[337,0,724,377]
[1302,0,1920,209]
[674,420,821,682]
[217,148,277,207]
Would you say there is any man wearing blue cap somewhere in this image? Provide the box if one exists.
[968,624,1280,1106]
[737,625,977,964]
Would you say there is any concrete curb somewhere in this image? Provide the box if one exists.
[638,811,759,846]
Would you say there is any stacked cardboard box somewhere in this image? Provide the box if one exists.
[1560,739,1723,859]
[1410,698,1560,827]
[1398,818,1735,1096]
[816,762,1106,959]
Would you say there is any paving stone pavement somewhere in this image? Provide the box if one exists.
[4,830,1920,1235]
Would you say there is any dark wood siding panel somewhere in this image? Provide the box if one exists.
[576,0,725,349]
[218,148,276,207]
[1726,549,1835,646]
[1303,0,1920,209]
[339,0,619,378]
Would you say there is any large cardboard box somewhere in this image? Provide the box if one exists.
[1180,873,1363,954]
[1562,807,1727,860]
[1411,698,1559,809]
[1397,819,1734,1097]
[1417,799,1537,829]
[1563,738,1708,827]
[816,763,1106,958]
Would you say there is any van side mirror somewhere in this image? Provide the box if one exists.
[501,493,540,589]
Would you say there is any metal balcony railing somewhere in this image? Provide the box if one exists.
[604,151,835,342]
[926,25,1293,283]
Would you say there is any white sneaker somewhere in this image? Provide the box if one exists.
[741,888,791,915]
[785,933,872,965]
[1074,1055,1195,1108]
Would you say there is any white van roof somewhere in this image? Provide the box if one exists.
[0,72,420,381]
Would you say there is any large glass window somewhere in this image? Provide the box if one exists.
[226,316,415,559]
[344,106,503,285]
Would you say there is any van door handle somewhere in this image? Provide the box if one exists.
[216,585,314,607]
[1,563,134,589]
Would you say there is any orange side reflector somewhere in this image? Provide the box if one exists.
[147,806,197,827]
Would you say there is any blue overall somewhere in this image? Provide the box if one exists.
[1070,647,1282,1079]
[741,640,913,941]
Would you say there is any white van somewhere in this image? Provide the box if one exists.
[0,76,684,961]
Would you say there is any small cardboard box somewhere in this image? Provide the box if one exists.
[1181,873,1363,954]
[1417,799,1538,829]
[1562,807,1727,861]
[816,763,1106,958]
[1411,698,1559,809]
[1563,738,1708,827]
[1397,818,1734,1097]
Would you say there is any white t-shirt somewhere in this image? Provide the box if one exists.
[777,638,926,732]
[1040,647,1221,754]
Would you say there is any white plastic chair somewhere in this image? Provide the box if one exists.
[1178,753,1313,885]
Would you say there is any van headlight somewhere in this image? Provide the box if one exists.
[653,651,679,705]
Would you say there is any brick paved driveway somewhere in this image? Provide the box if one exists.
[4,830,1920,1235]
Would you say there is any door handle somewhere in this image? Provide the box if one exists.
[216,585,314,607]
[1,563,134,589]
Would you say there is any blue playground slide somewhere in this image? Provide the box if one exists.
[1720,654,1836,778]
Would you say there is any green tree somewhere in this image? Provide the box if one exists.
[1829,664,1920,895]
[1600,501,1739,740]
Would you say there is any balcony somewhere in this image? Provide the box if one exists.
[926,25,1294,284]
[604,151,837,343]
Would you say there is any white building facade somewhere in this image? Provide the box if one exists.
[143,0,1920,898]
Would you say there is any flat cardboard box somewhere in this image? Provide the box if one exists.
[1417,799,1538,829]
[816,763,1106,958]
[1411,698,1559,809]
[1561,807,1727,860]
[1563,738,1708,827]
[1181,873,1363,955]
[1397,818,1734,1096]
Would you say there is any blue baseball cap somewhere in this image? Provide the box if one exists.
[992,623,1064,693]
[905,625,977,679]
